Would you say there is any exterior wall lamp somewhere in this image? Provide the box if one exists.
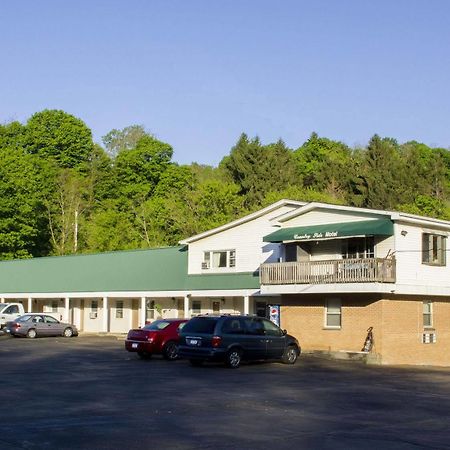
[401,230,408,236]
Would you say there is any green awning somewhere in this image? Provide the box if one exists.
[263,219,394,243]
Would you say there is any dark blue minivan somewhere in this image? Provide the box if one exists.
[178,315,300,368]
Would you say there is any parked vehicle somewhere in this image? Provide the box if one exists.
[5,314,78,338]
[178,315,301,368]
[125,319,188,360]
[0,303,26,329]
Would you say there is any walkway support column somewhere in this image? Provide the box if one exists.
[140,297,146,327]
[244,295,250,315]
[184,295,190,319]
[27,297,32,313]
[102,296,108,333]
[64,297,70,322]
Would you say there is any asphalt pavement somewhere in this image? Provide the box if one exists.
[0,335,449,449]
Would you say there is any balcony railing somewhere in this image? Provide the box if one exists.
[260,257,396,285]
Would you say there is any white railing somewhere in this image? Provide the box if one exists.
[260,258,396,285]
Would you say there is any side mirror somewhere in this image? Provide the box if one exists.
[282,329,287,336]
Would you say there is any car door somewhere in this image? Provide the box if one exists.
[43,315,64,336]
[262,319,286,359]
[31,315,47,336]
[242,318,267,360]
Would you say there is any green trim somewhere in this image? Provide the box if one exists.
[263,219,394,243]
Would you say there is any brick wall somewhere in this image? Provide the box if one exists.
[280,294,450,366]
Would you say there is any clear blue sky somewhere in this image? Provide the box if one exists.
[1,0,449,165]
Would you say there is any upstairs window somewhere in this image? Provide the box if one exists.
[342,237,374,259]
[202,250,236,269]
[422,234,446,266]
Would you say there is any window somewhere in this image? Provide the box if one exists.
[143,320,171,331]
[91,300,98,312]
[116,301,124,319]
[255,301,267,318]
[325,299,341,328]
[212,301,220,314]
[202,250,236,269]
[342,237,374,259]
[222,318,246,335]
[51,300,58,313]
[192,301,201,315]
[146,300,155,320]
[262,319,282,336]
[4,305,19,315]
[44,316,59,324]
[423,301,433,328]
[422,233,446,266]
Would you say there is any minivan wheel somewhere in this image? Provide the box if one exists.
[27,328,37,339]
[189,359,204,367]
[225,348,242,368]
[282,346,298,364]
[163,341,178,361]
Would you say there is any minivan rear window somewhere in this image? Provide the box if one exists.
[182,317,218,334]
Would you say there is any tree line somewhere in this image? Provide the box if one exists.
[0,109,449,260]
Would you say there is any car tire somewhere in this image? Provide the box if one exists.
[27,328,37,339]
[282,345,298,364]
[225,348,242,369]
[163,341,178,361]
[189,359,204,367]
[63,327,73,338]
[137,351,152,360]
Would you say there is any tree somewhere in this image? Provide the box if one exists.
[221,134,297,207]
[102,125,147,158]
[24,109,94,169]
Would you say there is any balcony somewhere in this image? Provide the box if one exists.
[260,258,396,285]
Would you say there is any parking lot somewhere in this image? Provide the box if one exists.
[1,335,449,449]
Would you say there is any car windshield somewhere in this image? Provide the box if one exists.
[182,317,218,334]
[143,320,171,331]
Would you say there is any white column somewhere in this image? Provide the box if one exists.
[140,297,146,327]
[64,297,70,322]
[244,295,250,315]
[102,296,108,332]
[184,295,190,319]
[27,297,32,313]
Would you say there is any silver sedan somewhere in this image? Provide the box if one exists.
[5,314,78,338]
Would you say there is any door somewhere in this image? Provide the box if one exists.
[30,315,48,336]
[43,315,64,336]
[212,301,220,314]
[242,318,267,360]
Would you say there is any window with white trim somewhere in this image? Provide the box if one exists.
[202,250,236,269]
[116,301,124,319]
[342,237,374,259]
[51,300,58,313]
[423,301,433,328]
[325,299,341,328]
[192,300,201,315]
[422,233,446,266]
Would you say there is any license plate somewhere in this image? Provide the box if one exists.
[132,343,138,349]
[187,338,200,346]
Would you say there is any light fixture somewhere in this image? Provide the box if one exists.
[401,230,408,236]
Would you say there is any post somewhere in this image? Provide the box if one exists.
[102,296,108,333]
[244,295,249,315]
[27,297,32,313]
[140,297,146,327]
[184,295,190,319]
[64,297,70,322]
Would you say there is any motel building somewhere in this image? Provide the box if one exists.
[1,199,450,367]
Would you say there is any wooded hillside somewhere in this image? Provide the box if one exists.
[1,110,449,259]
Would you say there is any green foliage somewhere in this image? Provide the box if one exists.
[25,110,94,169]
[102,125,147,158]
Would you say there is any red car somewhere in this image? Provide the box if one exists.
[125,319,188,360]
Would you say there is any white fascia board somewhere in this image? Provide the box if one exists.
[274,202,393,224]
[395,215,450,230]
[179,199,306,244]
[261,283,450,297]
[0,289,261,299]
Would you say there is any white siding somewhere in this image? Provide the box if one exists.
[188,205,296,274]
[281,209,386,227]
[395,223,450,288]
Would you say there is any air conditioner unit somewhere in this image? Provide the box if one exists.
[89,312,98,319]
[201,261,210,269]
[422,332,436,344]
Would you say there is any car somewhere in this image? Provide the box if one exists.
[5,313,78,338]
[178,315,301,368]
[125,319,188,361]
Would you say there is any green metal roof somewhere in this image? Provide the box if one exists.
[0,247,260,294]
[263,219,394,243]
